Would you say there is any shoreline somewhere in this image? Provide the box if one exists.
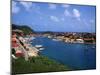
[63,42,96,45]
[30,36,96,45]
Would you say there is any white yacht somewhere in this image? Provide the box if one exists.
[35,45,43,48]
[39,48,45,50]
[52,39,58,41]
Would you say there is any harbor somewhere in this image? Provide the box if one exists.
[11,1,96,74]
[12,29,96,70]
[31,36,96,70]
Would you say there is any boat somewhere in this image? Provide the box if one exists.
[24,37,35,41]
[48,36,52,38]
[52,39,58,41]
[39,48,45,50]
[35,45,43,48]
[30,37,35,40]
[35,45,45,51]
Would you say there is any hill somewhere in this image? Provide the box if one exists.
[12,24,34,34]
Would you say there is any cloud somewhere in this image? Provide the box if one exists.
[48,3,56,9]
[50,16,59,22]
[62,4,70,8]
[12,1,20,14]
[73,9,81,21]
[20,2,33,11]
[64,9,71,16]
[90,19,95,23]
[61,17,65,21]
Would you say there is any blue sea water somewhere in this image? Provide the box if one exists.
[31,36,96,70]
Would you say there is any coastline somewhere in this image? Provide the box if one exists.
[64,40,96,45]
[12,35,71,74]
[12,30,96,74]
[44,36,96,45]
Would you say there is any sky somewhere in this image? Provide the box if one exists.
[12,1,96,32]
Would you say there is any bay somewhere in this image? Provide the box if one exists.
[31,36,96,70]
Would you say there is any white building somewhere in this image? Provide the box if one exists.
[76,39,84,43]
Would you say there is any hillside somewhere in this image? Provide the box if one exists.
[12,24,34,34]
[12,56,71,74]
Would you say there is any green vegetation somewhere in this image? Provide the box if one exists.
[12,56,71,74]
[12,24,34,35]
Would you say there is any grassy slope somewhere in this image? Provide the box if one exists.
[12,56,71,74]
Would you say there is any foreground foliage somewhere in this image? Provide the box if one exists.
[12,56,71,74]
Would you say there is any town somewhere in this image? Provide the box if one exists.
[33,32,96,44]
